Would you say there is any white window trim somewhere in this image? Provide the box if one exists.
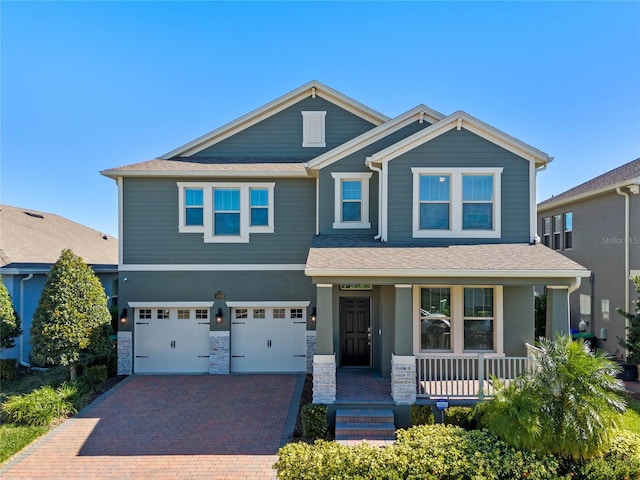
[331,172,372,229]
[411,167,502,238]
[413,285,503,355]
[302,111,326,147]
[177,182,275,243]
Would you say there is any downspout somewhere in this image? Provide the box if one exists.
[19,274,34,367]
[366,157,383,240]
[616,187,630,318]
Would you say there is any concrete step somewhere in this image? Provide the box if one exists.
[335,409,395,441]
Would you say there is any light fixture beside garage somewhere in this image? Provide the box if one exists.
[310,307,317,323]
[120,308,128,325]
[216,308,224,324]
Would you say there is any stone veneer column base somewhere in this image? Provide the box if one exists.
[306,332,316,374]
[391,354,416,405]
[117,331,132,375]
[313,354,336,404]
[209,331,230,374]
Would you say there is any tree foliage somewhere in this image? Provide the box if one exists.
[0,275,21,351]
[30,249,112,379]
[618,276,640,364]
[479,334,626,460]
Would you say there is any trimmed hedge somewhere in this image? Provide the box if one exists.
[444,406,477,430]
[301,404,328,440]
[410,404,434,426]
[275,424,640,480]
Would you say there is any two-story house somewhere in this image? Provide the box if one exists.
[538,158,640,357]
[101,81,588,408]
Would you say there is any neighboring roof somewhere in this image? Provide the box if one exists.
[305,236,588,278]
[101,158,310,179]
[305,104,445,170]
[0,205,118,269]
[538,157,640,211]
[159,80,390,159]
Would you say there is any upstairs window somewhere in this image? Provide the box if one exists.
[552,214,562,250]
[302,111,326,147]
[332,172,372,229]
[542,217,551,247]
[177,182,274,242]
[563,212,573,249]
[214,189,241,236]
[412,167,502,238]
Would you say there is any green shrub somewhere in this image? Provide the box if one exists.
[275,424,564,480]
[0,358,17,381]
[1,383,81,426]
[80,364,108,390]
[411,404,434,425]
[301,404,328,440]
[444,406,476,429]
[561,431,640,480]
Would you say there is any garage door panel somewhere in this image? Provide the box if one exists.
[231,307,306,373]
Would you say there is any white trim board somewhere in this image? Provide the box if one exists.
[120,264,306,271]
[128,301,215,308]
[225,301,311,308]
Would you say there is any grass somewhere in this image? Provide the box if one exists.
[0,366,69,465]
[620,397,640,434]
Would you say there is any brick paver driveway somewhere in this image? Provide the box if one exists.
[0,374,304,480]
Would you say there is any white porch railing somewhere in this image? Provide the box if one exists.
[416,353,534,400]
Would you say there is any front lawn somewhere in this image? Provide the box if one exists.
[621,397,640,434]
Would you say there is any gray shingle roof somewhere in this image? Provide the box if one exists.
[305,237,588,277]
[0,205,117,268]
[539,157,640,209]
[101,158,309,178]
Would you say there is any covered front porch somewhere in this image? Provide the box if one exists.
[305,240,591,407]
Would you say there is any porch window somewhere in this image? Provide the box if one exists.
[463,288,494,350]
[420,288,451,350]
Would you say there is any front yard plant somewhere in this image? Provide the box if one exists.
[300,403,328,440]
[618,276,640,365]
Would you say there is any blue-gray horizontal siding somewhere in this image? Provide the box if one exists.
[318,121,431,235]
[386,128,531,243]
[122,177,315,264]
[118,270,316,331]
[192,96,376,159]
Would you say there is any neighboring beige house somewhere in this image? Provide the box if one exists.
[537,158,640,355]
[0,204,118,365]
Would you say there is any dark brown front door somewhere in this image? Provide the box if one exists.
[340,298,371,367]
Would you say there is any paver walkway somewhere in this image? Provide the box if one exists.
[0,374,304,479]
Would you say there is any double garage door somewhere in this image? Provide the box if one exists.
[133,304,307,374]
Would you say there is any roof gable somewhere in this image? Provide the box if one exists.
[160,81,390,159]
[367,111,551,167]
[305,105,445,170]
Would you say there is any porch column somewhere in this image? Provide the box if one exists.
[392,285,416,405]
[313,284,336,404]
[546,286,570,336]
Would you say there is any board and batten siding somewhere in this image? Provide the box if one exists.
[317,121,431,235]
[122,177,315,264]
[386,128,531,244]
[191,96,377,159]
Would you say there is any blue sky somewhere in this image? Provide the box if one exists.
[2,1,639,238]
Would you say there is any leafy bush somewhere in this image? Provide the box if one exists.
[563,431,640,479]
[444,406,476,429]
[301,404,328,440]
[275,424,564,480]
[0,358,17,381]
[410,404,434,426]
[0,275,21,351]
[481,334,626,460]
[618,276,640,364]
[80,364,108,390]
[1,383,82,426]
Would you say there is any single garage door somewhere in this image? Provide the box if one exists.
[134,306,210,373]
[231,306,307,373]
